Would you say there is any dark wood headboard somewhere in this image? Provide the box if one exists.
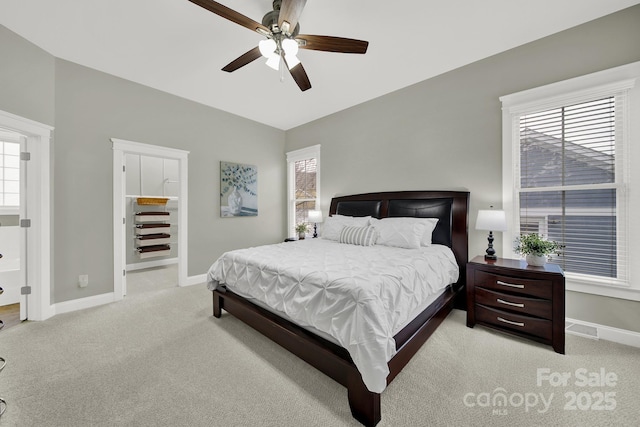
[329,190,470,289]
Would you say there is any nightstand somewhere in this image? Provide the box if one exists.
[466,256,565,354]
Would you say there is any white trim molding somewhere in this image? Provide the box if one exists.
[53,292,115,316]
[126,257,178,272]
[566,318,640,349]
[0,109,53,321]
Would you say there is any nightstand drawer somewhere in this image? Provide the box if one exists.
[474,270,552,300]
[475,304,552,341]
[475,287,552,320]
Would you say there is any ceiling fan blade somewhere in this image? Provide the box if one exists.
[188,0,270,34]
[278,0,307,35]
[222,47,262,72]
[296,35,368,54]
[287,61,312,91]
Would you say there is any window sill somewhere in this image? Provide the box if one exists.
[566,278,640,302]
[0,207,19,216]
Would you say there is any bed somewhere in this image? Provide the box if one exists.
[207,190,469,426]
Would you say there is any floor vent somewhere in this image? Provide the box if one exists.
[565,322,599,340]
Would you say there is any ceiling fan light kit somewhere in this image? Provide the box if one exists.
[188,0,369,91]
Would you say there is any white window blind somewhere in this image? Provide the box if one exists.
[518,95,626,282]
[0,140,20,207]
[286,145,320,237]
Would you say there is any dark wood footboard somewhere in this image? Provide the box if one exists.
[212,285,459,426]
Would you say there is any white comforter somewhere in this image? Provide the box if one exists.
[206,239,459,393]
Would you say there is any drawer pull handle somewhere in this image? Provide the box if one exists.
[497,317,525,327]
[496,280,524,289]
[497,298,525,308]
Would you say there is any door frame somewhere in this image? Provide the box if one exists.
[111,138,189,299]
[0,109,53,321]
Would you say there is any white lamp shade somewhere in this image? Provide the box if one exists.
[475,210,507,231]
[308,210,323,223]
[265,55,280,70]
[259,39,277,57]
[282,38,299,56]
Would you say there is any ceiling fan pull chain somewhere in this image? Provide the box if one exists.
[279,54,285,82]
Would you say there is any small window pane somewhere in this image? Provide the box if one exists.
[295,201,316,227]
[4,142,19,155]
[4,181,19,194]
[4,168,19,181]
[4,155,19,169]
[4,193,19,206]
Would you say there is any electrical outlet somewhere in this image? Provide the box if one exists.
[78,274,89,288]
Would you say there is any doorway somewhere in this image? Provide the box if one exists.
[111,139,189,299]
[0,110,52,321]
[0,129,23,321]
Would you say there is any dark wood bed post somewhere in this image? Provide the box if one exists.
[347,374,381,426]
[213,291,223,318]
[211,191,469,427]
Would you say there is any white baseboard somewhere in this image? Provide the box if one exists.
[126,257,178,271]
[184,274,207,287]
[53,292,116,316]
[48,274,206,317]
[566,317,640,348]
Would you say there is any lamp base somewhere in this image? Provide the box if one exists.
[484,231,497,261]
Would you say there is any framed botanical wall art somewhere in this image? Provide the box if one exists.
[220,161,258,217]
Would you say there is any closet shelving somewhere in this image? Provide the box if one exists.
[134,197,172,259]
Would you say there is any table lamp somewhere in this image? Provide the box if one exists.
[308,210,323,238]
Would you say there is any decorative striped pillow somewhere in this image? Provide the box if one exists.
[339,225,378,246]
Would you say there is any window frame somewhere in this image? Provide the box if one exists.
[286,144,321,237]
[500,61,640,301]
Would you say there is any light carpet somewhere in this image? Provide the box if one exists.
[1,271,639,426]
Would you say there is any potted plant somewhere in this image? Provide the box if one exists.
[295,223,308,240]
[513,233,563,266]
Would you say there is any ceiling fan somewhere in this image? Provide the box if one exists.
[187,0,369,91]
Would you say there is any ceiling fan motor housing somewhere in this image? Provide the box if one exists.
[262,1,300,36]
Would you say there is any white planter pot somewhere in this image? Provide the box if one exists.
[526,254,547,266]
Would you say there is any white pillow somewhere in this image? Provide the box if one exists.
[369,217,429,249]
[322,215,372,241]
[339,225,378,246]
[370,217,439,246]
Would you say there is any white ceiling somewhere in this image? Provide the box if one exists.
[1,0,639,130]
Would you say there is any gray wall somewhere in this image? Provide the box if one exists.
[1,25,286,304]
[0,24,55,127]
[52,59,285,303]
[285,5,640,332]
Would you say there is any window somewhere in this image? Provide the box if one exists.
[286,145,320,237]
[501,62,640,300]
[0,137,21,213]
[519,97,621,279]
